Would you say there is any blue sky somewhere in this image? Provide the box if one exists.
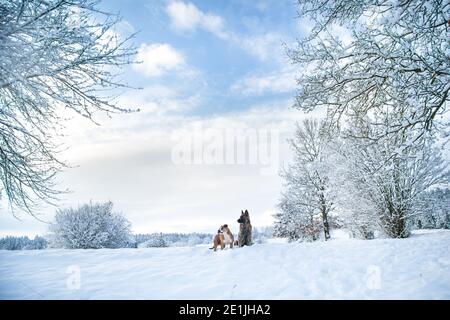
[0,0,317,236]
[103,0,304,116]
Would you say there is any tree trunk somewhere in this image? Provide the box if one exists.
[321,200,330,240]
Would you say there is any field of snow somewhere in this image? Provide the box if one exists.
[0,229,449,299]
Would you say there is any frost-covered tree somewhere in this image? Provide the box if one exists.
[134,232,213,247]
[290,0,449,145]
[331,119,450,238]
[275,119,334,241]
[0,235,47,250]
[0,0,136,215]
[23,235,48,250]
[49,201,132,249]
[330,145,377,239]
[414,188,450,229]
[274,187,321,241]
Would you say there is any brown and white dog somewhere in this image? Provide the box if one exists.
[210,224,234,251]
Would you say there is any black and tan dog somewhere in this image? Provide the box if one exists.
[210,224,234,251]
[236,210,252,247]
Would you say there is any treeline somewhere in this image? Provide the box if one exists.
[135,233,213,248]
[0,236,47,250]
[0,201,274,250]
[135,227,273,248]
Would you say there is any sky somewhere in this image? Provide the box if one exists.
[0,0,321,236]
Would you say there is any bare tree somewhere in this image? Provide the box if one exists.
[290,0,449,145]
[0,0,137,215]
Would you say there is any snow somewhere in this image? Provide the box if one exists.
[0,230,449,299]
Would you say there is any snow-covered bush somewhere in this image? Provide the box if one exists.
[49,201,132,249]
[274,209,321,242]
[138,233,168,248]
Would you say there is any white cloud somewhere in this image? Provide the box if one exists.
[237,32,284,61]
[166,1,202,32]
[231,65,297,96]
[165,1,290,62]
[133,43,185,77]
[1,97,318,236]
[57,101,308,234]
[166,1,227,38]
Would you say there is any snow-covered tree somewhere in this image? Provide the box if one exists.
[414,188,450,229]
[23,236,48,250]
[0,235,47,250]
[49,201,132,249]
[275,119,334,241]
[134,232,213,247]
[274,188,321,241]
[331,119,449,238]
[290,0,449,145]
[0,0,136,215]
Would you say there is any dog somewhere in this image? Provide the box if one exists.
[210,224,234,251]
[237,210,252,247]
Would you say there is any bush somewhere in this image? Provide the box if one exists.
[138,233,168,248]
[49,201,132,249]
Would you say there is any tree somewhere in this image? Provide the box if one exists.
[414,188,450,229]
[0,235,47,250]
[49,201,132,249]
[329,141,378,239]
[290,0,449,145]
[274,187,321,241]
[275,119,334,241]
[331,119,450,238]
[0,0,136,215]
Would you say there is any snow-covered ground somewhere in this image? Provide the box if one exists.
[0,230,449,299]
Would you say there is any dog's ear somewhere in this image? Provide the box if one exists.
[241,210,244,214]
[244,209,249,215]
[223,224,228,228]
